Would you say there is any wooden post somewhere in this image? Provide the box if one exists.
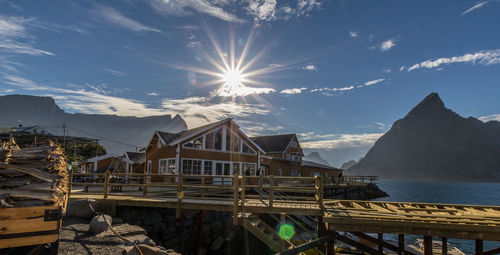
[442,237,448,255]
[244,227,250,255]
[68,173,73,198]
[196,210,204,255]
[378,233,383,253]
[142,172,147,196]
[398,234,405,255]
[241,175,246,212]
[327,232,335,255]
[178,211,185,253]
[269,175,274,208]
[176,171,183,219]
[316,176,324,207]
[201,175,205,198]
[476,239,483,255]
[233,174,239,226]
[103,171,110,199]
[424,236,433,255]
[318,217,326,253]
[280,213,286,251]
[259,174,263,201]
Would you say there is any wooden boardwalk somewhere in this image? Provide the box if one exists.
[69,173,500,254]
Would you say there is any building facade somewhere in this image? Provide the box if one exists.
[144,118,264,182]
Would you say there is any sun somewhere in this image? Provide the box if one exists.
[222,68,244,88]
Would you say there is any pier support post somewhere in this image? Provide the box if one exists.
[476,239,483,255]
[398,234,405,255]
[280,213,286,251]
[424,236,433,255]
[442,237,447,255]
[378,233,383,253]
[178,212,185,253]
[196,210,205,255]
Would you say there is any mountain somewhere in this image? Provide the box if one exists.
[303,152,331,166]
[0,95,188,154]
[348,93,500,182]
[340,159,358,170]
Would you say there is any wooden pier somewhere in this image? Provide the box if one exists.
[68,173,500,254]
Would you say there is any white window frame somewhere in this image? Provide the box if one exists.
[278,169,283,176]
[159,158,176,174]
[181,125,257,155]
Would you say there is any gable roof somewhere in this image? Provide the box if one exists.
[301,160,341,171]
[250,134,296,153]
[125,152,145,163]
[153,118,265,153]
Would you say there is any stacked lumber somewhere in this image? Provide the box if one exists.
[0,139,68,208]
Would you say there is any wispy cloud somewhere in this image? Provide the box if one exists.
[479,114,500,122]
[364,78,385,86]
[92,5,162,33]
[380,39,396,51]
[280,87,307,94]
[406,49,500,72]
[238,120,284,137]
[462,1,488,15]
[299,132,384,150]
[246,0,277,21]
[104,68,125,77]
[147,92,159,96]
[311,86,354,94]
[349,30,358,38]
[0,14,54,56]
[149,0,245,23]
[303,64,317,71]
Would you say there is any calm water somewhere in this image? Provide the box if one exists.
[373,180,500,254]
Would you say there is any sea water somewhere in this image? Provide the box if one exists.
[373,180,500,254]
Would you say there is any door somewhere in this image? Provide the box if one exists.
[146,160,152,182]
[214,162,232,185]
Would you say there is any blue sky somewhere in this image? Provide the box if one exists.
[1,0,499,166]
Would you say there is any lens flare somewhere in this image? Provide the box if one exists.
[278,224,295,240]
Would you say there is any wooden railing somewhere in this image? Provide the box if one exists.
[68,172,325,210]
[341,175,378,185]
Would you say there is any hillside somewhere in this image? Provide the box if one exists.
[0,95,187,154]
[348,93,500,182]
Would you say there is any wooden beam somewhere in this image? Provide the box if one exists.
[351,232,417,255]
[484,246,500,255]
[424,236,433,255]
[277,233,336,255]
[336,233,384,255]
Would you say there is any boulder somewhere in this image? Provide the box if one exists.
[89,214,112,234]
[66,199,101,219]
[125,244,180,255]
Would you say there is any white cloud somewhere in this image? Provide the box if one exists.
[0,14,54,56]
[382,69,391,73]
[92,5,162,33]
[479,114,500,122]
[104,68,125,77]
[149,0,245,23]
[349,30,358,38]
[311,86,354,93]
[399,65,406,72]
[280,87,307,94]
[364,78,385,86]
[186,41,202,48]
[247,0,277,21]
[462,1,488,15]
[238,120,284,136]
[299,132,384,150]
[303,64,317,71]
[380,39,396,51]
[2,74,271,127]
[217,83,275,97]
[406,49,500,72]
[148,92,159,96]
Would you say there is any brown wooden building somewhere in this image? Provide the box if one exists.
[144,118,265,182]
[251,134,341,179]
[77,154,126,173]
[123,152,145,174]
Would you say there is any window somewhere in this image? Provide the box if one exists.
[205,132,214,149]
[233,162,240,175]
[159,159,176,174]
[204,161,213,175]
[286,153,290,160]
[232,134,241,152]
[214,128,223,150]
[157,139,162,148]
[310,172,320,177]
[291,170,298,177]
[182,159,202,174]
[242,163,256,176]
[291,154,296,161]
[242,143,256,154]
[226,128,232,151]
[278,169,283,176]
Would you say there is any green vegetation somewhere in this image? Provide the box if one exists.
[62,142,106,162]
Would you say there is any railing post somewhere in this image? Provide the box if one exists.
[241,175,246,212]
[316,175,324,207]
[103,171,110,199]
[259,174,263,201]
[233,174,239,225]
[269,175,274,208]
[176,171,183,218]
[142,173,147,196]
[68,173,73,198]
[201,175,205,198]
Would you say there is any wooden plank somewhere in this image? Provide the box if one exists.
[0,217,58,235]
[0,205,58,220]
[0,234,59,249]
[0,163,59,183]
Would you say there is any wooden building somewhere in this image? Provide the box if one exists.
[251,134,341,179]
[123,151,145,173]
[77,154,125,173]
[144,118,265,182]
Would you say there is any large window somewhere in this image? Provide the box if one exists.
[242,163,256,176]
[182,126,255,154]
[159,159,176,174]
[182,159,202,174]
[233,162,240,175]
[204,161,213,175]
[291,170,298,177]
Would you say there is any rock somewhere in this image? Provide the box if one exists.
[89,214,112,234]
[125,244,180,255]
[66,199,101,219]
[112,217,124,224]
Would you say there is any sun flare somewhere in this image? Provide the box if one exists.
[222,68,244,88]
